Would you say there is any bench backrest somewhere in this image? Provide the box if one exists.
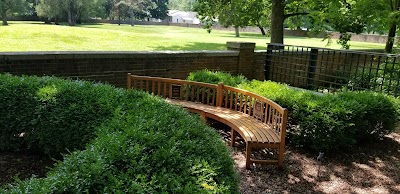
[127,74,288,140]
[128,74,219,106]
[220,85,288,140]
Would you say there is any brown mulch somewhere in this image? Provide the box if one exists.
[0,151,54,186]
[0,121,399,194]
[208,120,400,194]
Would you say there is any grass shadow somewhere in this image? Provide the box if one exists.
[152,42,227,51]
[152,41,266,51]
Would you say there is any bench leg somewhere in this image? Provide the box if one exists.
[245,143,252,169]
[200,111,207,121]
[230,128,236,147]
[278,145,285,169]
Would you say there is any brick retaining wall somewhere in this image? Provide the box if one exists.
[0,42,266,87]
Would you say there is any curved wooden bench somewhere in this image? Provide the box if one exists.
[127,74,288,169]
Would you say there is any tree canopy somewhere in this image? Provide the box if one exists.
[0,0,30,25]
[195,0,400,52]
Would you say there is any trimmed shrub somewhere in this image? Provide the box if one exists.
[187,69,248,86]
[0,74,239,193]
[0,75,120,155]
[242,81,399,151]
[187,70,399,151]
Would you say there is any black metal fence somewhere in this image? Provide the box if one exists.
[265,43,400,96]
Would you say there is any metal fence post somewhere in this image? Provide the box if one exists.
[265,44,274,80]
[307,48,318,89]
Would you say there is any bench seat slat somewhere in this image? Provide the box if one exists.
[166,99,280,144]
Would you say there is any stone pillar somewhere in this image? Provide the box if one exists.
[226,42,260,80]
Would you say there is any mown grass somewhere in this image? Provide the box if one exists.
[0,21,385,51]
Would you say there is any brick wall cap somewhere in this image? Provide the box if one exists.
[0,50,239,60]
[226,42,256,49]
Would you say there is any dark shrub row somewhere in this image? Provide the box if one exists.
[0,74,238,193]
[188,70,400,151]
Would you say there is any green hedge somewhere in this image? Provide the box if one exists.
[0,75,120,154]
[188,70,400,151]
[187,69,248,86]
[0,74,238,193]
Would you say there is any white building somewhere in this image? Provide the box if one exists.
[165,10,200,24]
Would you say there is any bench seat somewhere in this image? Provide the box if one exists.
[167,99,281,144]
[167,99,284,168]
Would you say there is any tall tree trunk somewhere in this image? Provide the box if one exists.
[235,26,240,37]
[258,25,266,36]
[44,17,51,24]
[385,24,396,53]
[130,11,135,26]
[67,9,76,26]
[271,0,285,44]
[386,0,400,53]
[1,10,8,26]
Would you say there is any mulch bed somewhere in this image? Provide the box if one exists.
[1,120,399,194]
[208,120,400,194]
[0,151,55,186]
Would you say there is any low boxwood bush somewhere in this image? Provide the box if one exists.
[0,75,120,154]
[187,70,399,151]
[0,74,238,193]
[187,69,248,86]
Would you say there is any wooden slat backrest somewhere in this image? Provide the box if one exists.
[221,85,288,140]
[127,74,218,106]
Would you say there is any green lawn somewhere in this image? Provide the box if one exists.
[0,21,385,52]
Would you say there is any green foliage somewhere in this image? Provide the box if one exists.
[337,33,351,49]
[0,0,30,25]
[168,0,196,11]
[241,80,399,151]
[187,69,248,86]
[0,74,238,193]
[195,0,270,35]
[348,61,400,95]
[187,70,399,151]
[0,74,120,154]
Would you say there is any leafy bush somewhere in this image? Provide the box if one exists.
[241,81,399,151]
[0,75,120,155]
[187,69,248,86]
[0,74,239,193]
[348,60,400,96]
[187,70,399,151]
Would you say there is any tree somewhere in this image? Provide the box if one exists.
[356,0,400,53]
[115,0,154,26]
[36,0,96,26]
[0,0,29,25]
[62,0,95,26]
[36,0,63,24]
[195,0,309,40]
[196,0,253,37]
[307,0,400,52]
[168,0,195,11]
[245,0,271,35]
[149,0,168,20]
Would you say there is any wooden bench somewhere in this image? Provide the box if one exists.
[127,74,288,169]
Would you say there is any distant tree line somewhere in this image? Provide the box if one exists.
[1,0,169,26]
